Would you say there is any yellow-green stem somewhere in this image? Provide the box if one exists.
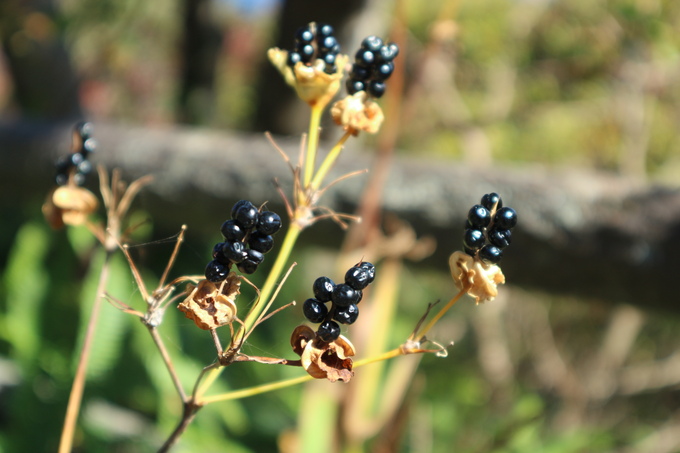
[200,374,313,405]
[412,289,466,341]
[353,347,404,368]
[309,131,352,191]
[303,105,324,188]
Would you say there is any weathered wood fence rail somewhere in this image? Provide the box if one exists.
[2,121,679,312]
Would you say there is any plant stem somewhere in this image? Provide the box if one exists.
[148,326,187,402]
[353,348,404,368]
[158,402,200,453]
[412,289,466,342]
[303,105,324,188]
[201,374,313,405]
[58,249,113,453]
[309,131,352,191]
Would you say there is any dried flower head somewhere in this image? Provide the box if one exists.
[330,91,384,135]
[268,48,348,108]
[449,250,505,304]
[42,185,98,229]
[178,274,241,330]
[290,325,355,383]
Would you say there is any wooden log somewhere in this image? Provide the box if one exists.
[1,120,679,312]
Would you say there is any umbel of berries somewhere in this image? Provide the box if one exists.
[204,200,283,282]
[268,21,349,108]
[42,121,99,229]
[331,36,399,135]
[302,261,376,343]
[463,192,517,265]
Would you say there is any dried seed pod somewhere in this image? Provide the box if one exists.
[449,251,505,304]
[178,274,241,330]
[290,324,356,382]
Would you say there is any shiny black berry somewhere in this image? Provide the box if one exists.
[346,78,366,95]
[248,232,274,254]
[377,43,399,62]
[303,298,328,323]
[488,228,512,249]
[359,262,376,284]
[468,205,491,229]
[205,259,230,282]
[237,260,258,275]
[361,35,383,52]
[313,276,335,302]
[317,320,341,342]
[212,242,230,264]
[355,49,375,67]
[287,51,302,67]
[478,245,503,265]
[480,192,503,211]
[351,64,370,80]
[494,207,517,230]
[345,266,370,290]
[295,27,314,43]
[222,241,247,263]
[368,81,386,98]
[244,248,265,265]
[463,228,485,250]
[373,62,394,81]
[333,303,359,325]
[332,283,359,307]
[221,219,246,242]
[317,23,334,37]
[233,201,259,229]
[257,211,282,235]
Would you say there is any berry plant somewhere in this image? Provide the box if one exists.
[38,21,518,452]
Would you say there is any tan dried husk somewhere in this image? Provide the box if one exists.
[43,185,99,228]
[178,274,240,330]
[268,48,348,108]
[330,91,384,135]
[290,325,356,383]
[449,251,505,304]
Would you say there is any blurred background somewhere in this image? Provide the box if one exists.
[1,0,680,452]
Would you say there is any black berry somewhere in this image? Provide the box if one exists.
[355,49,375,67]
[463,228,485,251]
[205,259,230,282]
[244,248,265,265]
[331,283,359,307]
[345,266,370,290]
[248,232,274,254]
[222,241,247,263]
[373,62,394,81]
[237,260,258,275]
[221,219,246,242]
[346,78,366,95]
[287,51,302,67]
[361,35,383,52]
[359,261,376,284]
[295,27,314,43]
[257,211,282,235]
[478,245,503,265]
[317,23,334,37]
[468,205,491,229]
[303,298,328,323]
[480,192,503,211]
[333,303,359,325]
[313,276,335,302]
[494,207,517,230]
[367,81,386,98]
[317,320,341,342]
[233,201,259,229]
[488,228,512,249]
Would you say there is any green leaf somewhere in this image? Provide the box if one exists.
[2,222,50,365]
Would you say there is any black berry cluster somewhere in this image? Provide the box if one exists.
[346,36,399,99]
[55,121,96,186]
[286,22,340,75]
[463,193,518,265]
[302,261,376,342]
[205,200,283,282]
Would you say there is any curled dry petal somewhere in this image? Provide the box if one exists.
[43,185,99,228]
[330,91,384,135]
[268,47,348,108]
[449,251,505,304]
[178,274,240,330]
[290,325,356,383]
